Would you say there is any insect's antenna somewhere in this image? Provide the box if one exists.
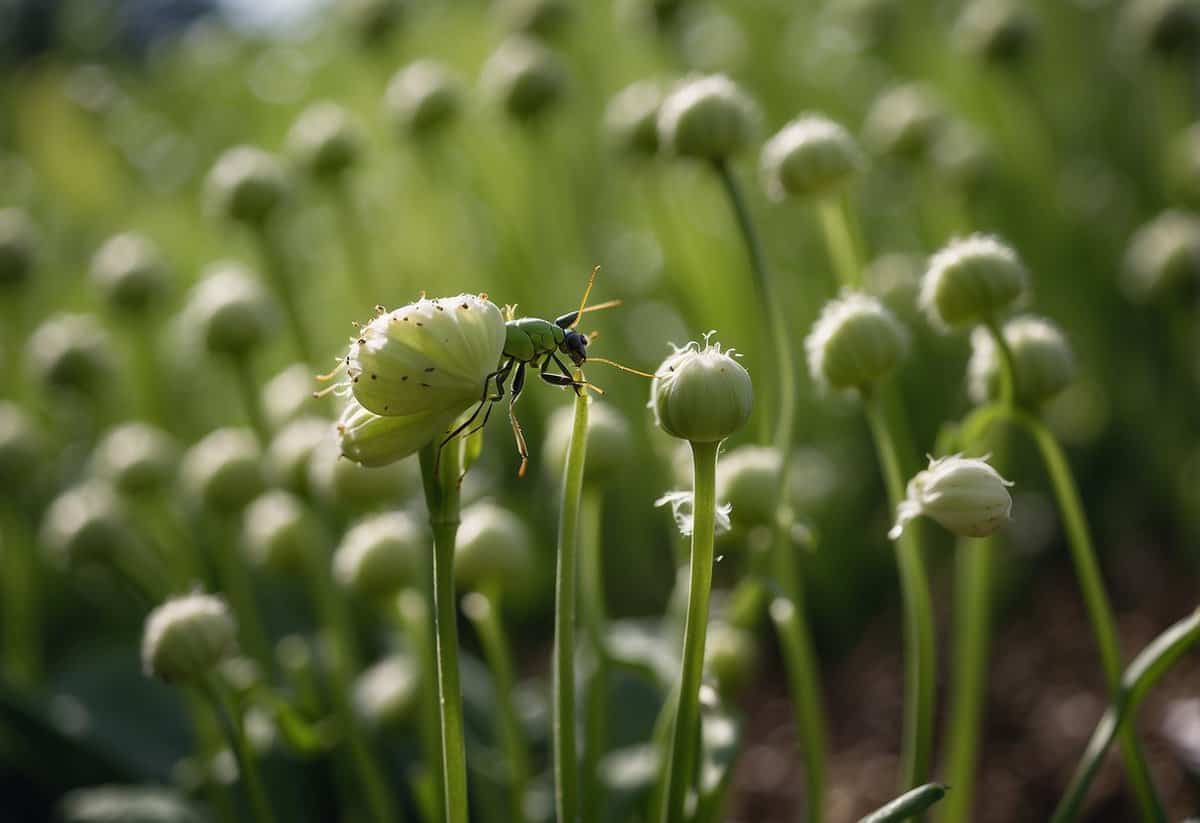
[586,356,657,379]
[570,265,601,329]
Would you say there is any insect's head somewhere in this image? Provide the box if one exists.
[561,329,588,366]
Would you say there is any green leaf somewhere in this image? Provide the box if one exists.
[858,783,948,823]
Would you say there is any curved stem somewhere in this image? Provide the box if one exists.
[554,386,589,823]
[864,393,936,794]
[579,487,608,823]
[419,441,469,823]
[982,317,1017,409]
[816,195,862,290]
[205,680,277,823]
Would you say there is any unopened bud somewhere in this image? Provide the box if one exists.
[544,400,633,485]
[336,399,456,468]
[1122,209,1200,300]
[309,435,420,507]
[954,0,1037,64]
[25,313,116,397]
[863,84,945,162]
[704,622,758,696]
[334,511,422,597]
[0,207,36,291]
[890,453,1013,540]
[967,315,1074,409]
[498,0,571,37]
[142,592,238,683]
[384,60,462,138]
[805,291,908,391]
[41,481,135,569]
[715,445,781,529]
[652,337,753,443]
[354,654,419,729]
[287,101,363,180]
[92,422,178,495]
[266,417,331,493]
[760,114,864,201]
[604,79,665,157]
[205,146,289,227]
[920,234,1028,330]
[183,262,277,358]
[455,501,534,597]
[657,74,759,160]
[181,428,265,514]
[481,36,568,121]
[242,490,322,573]
[89,232,170,315]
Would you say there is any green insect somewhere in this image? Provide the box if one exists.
[441,266,653,477]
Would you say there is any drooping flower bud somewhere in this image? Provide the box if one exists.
[0,402,43,494]
[704,621,758,696]
[0,207,36,292]
[455,501,535,597]
[182,262,277,358]
[604,79,665,157]
[25,313,116,397]
[142,592,238,684]
[481,36,568,121]
[92,422,179,495]
[652,337,753,443]
[346,293,505,418]
[181,428,265,514]
[1123,0,1200,60]
[760,114,864,201]
[263,362,321,429]
[309,435,420,507]
[890,453,1014,540]
[205,146,290,227]
[339,0,404,47]
[88,232,170,316]
[384,60,463,138]
[242,490,322,574]
[41,481,135,569]
[1122,209,1200,300]
[920,234,1029,330]
[656,74,759,160]
[967,315,1075,409]
[286,101,363,181]
[805,291,908,391]
[335,399,456,468]
[863,84,945,162]
[544,400,633,485]
[954,0,1037,64]
[354,654,420,729]
[333,510,422,598]
[715,445,781,529]
[498,0,572,37]
[266,417,331,493]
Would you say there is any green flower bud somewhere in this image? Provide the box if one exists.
[0,207,37,291]
[181,428,265,514]
[266,416,331,493]
[384,60,462,138]
[805,291,908,391]
[933,121,994,191]
[337,398,458,468]
[954,0,1037,64]
[0,402,43,494]
[967,315,1074,409]
[339,0,404,46]
[455,501,534,597]
[863,84,946,162]
[481,36,568,121]
[142,592,238,684]
[263,362,321,429]
[25,313,116,396]
[715,445,781,529]
[1122,210,1200,300]
[703,621,758,696]
[242,490,322,573]
[309,435,420,507]
[604,79,665,157]
[760,114,864,201]
[59,785,205,823]
[286,101,363,180]
[656,74,759,160]
[864,252,924,322]
[205,146,289,227]
[88,232,170,315]
[354,654,419,729]
[1124,0,1200,60]
[498,0,572,37]
[543,400,633,485]
[652,338,752,443]
[41,481,135,569]
[183,263,277,358]
[891,454,1013,539]
[92,422,179,495]
[334,511,422,598]
[920,234,1029,330]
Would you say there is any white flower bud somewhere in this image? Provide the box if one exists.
[967,315,1074,409]
[481,36,568,121]
[182,263,277,358]
[455,501,534,597]
[1123,0,1200,60]
[142,592,238,683]
[954,0,1037,64]
[0,402,43,494]
[308,435,420,507]
[651,337,753,443]
[336,398,458,468]
[890,453,1014,540]
[863,84,945,162]
[205,146,290,226]
[92,422,178,495]
[25,313,116,397]
[266,417,331,493]
[704,621,758,696]
[760,114,864,201]
[920,234,1029,330]
[384,60,462,138]
[1168,123,1200,207]
[604,79,666,157]
[263,362,322,429]
[805,291,908,391]
[354,654,419,729]
[181,428,265,514]
[339,0,405,47]
[656,74,759,160]
[0,207,36,291]
[498,0,572,37]
[1122,210,1200,301]
[41,481,135,569]
[334,511,422,598]
[286,101,363,180]
[242,490,322,574]
[714,445,781,529]
[88,232,170,315]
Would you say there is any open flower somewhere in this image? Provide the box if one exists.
[890,453,1014,540]
[655,490,733,537]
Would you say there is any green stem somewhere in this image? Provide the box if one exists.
[230,357,270,445]
[0,505,38,688]
[554,387,589,823]
[419,442,469,823]
[204,680,277,823]
[982,318,1017,409]
[253,227,315,365]
[330,180,378,308]
[580,487,607,823]
[864,393,936,794]
[661,439,719,823]
[816,195,862,289]
[1013,411,1165,823]
[463,589,529,823]
[396,589,444,823]
[207,516,272,671]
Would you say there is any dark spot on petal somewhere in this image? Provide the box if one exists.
[460,303,469,309]
[420,382,431,388]
[424,367,435,372]
[436,305,444,311]
[370,374,377,380]
[401,375,409,381]
[416,322,424,326]
[358,338,365,345]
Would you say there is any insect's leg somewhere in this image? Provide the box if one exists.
[540,352,594,396]
[465,360,513,438]
[436,363,508,473]
[508,362,530,477]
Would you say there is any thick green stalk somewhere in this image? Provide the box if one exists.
[419,442,470,823]
[554,388,589,823]
[396,590,444,823]
[579,488,608,823]
[205,680,277,823]
[816,196,862,290]
[253,227,315,365]
[660,439,719,823]
[463,589,529,823]
[864,394,936,792]
[714,158,826,822]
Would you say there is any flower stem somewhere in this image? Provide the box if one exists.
[419,441,470,823]
[864,393,936,795]
[230,356,270,445]
[1013,410,1165,823]
[330,180,378,309]
[982,317,1017,408]
[463,588,529,823]
[661,439,719,823]
[395,589,444,823]
[0,504,39,688]
[204,680,277,823]
[252,226,315,365]
[579,487,608,823]
[816,195,862,290]
[554,386,589,823]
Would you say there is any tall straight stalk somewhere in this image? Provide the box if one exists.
[579,488,608,823]
[713,158,826,822]
[661,440,719,823]
[864,394,936,793]
[419,441,470,823]
[554,387,589,823]
[396,590,444,823]
[816,195,862,289]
